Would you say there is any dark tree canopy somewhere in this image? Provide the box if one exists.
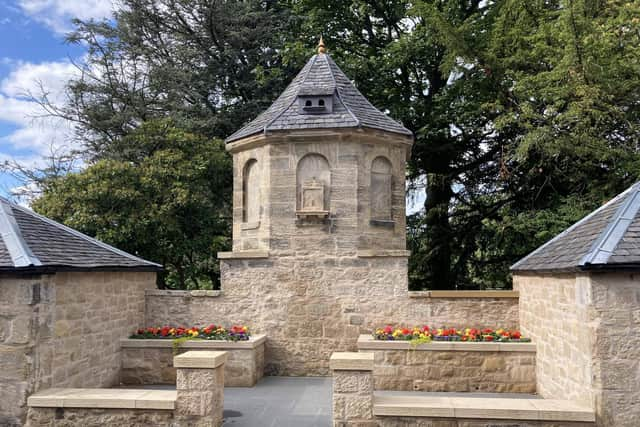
[30,0,640,290]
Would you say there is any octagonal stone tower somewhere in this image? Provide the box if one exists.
[217,41,414,375]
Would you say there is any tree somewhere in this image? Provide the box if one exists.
[33,120,232,289]
[30,0,640,290]
[37,0,299,158]
[288,0,640,289]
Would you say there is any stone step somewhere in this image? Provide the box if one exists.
[373,392,595,423]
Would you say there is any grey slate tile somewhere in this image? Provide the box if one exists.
[0,196,161,272]
[512,182,640,272]
[225,53,412,143]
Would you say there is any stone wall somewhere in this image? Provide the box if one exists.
[49,272,154,388]
[514,273,593,404]
[0,274,53,427]
[515,271,640,427]
[588,272,640,427]
[366,348,535,393]
[26,408,175,427]
[146,260,518,376]
[0,271,154,426]
[120,336,265,387]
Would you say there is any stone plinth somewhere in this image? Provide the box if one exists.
[358,335,536,393]
[120,334,265,387]
[331,352,375,426]
[175,351,226,426]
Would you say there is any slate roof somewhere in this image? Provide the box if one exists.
[511,182,640,273]
[225,52,413,143]
[0,196,162,273]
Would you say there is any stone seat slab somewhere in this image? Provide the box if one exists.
[373,393,595,423]
[27,388,176,410]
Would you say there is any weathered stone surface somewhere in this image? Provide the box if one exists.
[515,271,640,427]
[175,355,224,426]
[121,342,264,387]
[332,366,375,426]
[146,267,519,376]
[367,348,535,393]
[1,271,155,426]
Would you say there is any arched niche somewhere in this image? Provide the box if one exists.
[242,159,260,223]
[370,156,393,221]
[296,153,330,216]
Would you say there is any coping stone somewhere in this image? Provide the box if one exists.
[217,250,269,259]
[357,335,536,352]
[373,394,595,422]
[173,350,227,369]
[120,334,267,349]
[408,290,519,298]
[27,388,176,410]
[330,352,374,371]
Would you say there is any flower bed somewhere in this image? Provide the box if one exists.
[130,324,250,341]
[373,325,530,343]
[120,332,266,388]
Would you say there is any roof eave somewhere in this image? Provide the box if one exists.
[0,264,163,276]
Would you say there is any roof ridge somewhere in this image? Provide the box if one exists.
[0,197,41,267]
[6,199,161,268]
[263,54,319,135]
[580,182,640,266]
[324,54,360,127]
[510,184,637,271]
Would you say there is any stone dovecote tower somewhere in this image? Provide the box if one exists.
[217,40,414,375]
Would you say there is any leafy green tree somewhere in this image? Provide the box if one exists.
[32,0,640,290]
[43,0,299,158]
[33,120,232,289]
[290,0,640,289]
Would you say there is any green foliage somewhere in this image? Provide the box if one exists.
[33,120,232,289]
[32,0,640,290]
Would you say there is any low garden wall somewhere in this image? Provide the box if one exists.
[144,275,519,376]
[357,335,536,393]
[120,334,266,387]
[330,352,595,427]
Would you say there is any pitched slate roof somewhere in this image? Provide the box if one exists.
[0,196,161,273]
[511,182,640,273]
[225,52,413,143]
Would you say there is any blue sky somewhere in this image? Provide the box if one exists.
[0,0,113,198]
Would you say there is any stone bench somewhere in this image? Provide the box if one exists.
[374,394,595,424]
[27,351,227,427]
[120,334,265,387]
[330,352,595,427]
[357,334,536,393]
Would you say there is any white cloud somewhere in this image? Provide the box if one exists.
[0,59,80,162]
[18,0,115,34]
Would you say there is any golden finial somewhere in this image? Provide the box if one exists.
[317,36,326,54]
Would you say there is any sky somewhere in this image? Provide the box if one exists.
[0,0,426,211]
[0,0,115,198]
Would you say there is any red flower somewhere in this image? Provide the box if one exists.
[384,325,393,334]
[510,331,521,339]
[401,328,410,335]
[484,335,494,341]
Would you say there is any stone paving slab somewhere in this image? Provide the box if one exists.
[123,376,332,426]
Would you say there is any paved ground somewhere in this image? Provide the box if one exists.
[128,378,539,426]
[127,377,332,426]
[223,377,331,426]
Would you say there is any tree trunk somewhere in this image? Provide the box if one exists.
[422,173,454,290]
